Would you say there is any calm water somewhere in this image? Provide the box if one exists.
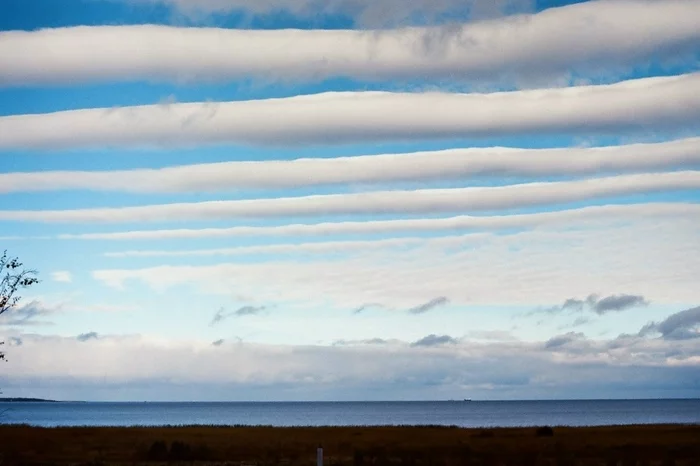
[1,399,699,428]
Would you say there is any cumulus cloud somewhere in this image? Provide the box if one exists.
[407,297,450,315]
[3,171,699,224]
[76,332,99,342]
[3,138,700,194]
[2,1,698,86]
[411,334,459,347]
[1,74,699,151]
[91,218,700,309]
[210,305,267,326]
[639,306,700,340]
[50,271,72,283]
[60,203,700,241]
[544,293,649,315]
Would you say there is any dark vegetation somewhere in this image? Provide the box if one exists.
[0,424,698,465]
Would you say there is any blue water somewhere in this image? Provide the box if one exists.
[1,399,698,428]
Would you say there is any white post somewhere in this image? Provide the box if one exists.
[317,446,323,466]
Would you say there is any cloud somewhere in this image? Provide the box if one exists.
[104,235,492,259]
[543,293,649,315]
[76,332,99,342]
[3,138,700,194]
[3,331,698,401]
[8,336,23,346]
[352,303,386,314]
[91,216,700,309]
[411,334,459,347]
[0,300,59,327]
[639,306,700,340]
[3,171,700,224]
[125,0,533,27]
[210,305,267,326]
[212,339,224,346]
[2,1,698,86]
[593,294,648,314]
[332,338,393,346]
[50,271,72,283]
[407,297,450,314]
[544,332,585,349]
[60,203,700,241]
[1,73,699,151]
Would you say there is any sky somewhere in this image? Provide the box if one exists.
[0,0,699,402]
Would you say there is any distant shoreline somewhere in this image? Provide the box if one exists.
[0,397,59,403]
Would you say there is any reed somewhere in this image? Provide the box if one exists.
[0,423,698,465]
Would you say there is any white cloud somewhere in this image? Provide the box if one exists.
[2,171,698,223]
[1,1,698,87]
[50,271,72,283]
[60,203,700,240]
[92,217,700,308]
[126,0,534,26]
[1,73,699,150]
[2,138,700,194]
[2,329,698,401]
[103,234,493,258]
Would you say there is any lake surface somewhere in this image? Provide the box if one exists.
[1,399,699,427]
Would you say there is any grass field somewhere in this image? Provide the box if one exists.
[0,424,698,465]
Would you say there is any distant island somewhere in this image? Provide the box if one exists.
[0,397,58,402]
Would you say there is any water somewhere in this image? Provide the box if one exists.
[1,399,698,428]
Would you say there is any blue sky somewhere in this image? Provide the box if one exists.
[0,0,699,401]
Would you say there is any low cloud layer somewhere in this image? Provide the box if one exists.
[2,1,698,86]
[1,74,699,150]
[1,328,698,401]
[2,172,699,224]
[3,138,699,194]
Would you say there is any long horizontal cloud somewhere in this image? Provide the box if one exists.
[127,0,533,26]
[2,171,698,223]
[103,235,491,258]
[3,138,700,194]
[2,74,700,150]
[2,1,699,87]
[58,203,700,240]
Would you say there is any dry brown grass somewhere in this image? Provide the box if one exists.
[0,424,698,466]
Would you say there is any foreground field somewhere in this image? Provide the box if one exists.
[0,424,698,465]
